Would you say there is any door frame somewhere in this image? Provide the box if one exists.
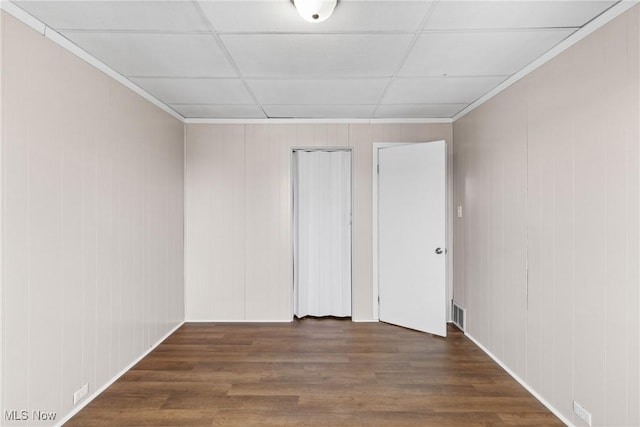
[372,141,451,322]
[291,147,354,320]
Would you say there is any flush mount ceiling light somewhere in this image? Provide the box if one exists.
[292,0,338,23]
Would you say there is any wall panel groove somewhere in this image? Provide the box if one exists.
[0,12,185,427]
[453,6,639,426]
[185,122,452,322]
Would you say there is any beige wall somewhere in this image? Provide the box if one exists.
[453,6,639,427]
[185,123,453,321]
[0,12,185,426]
[5,2,637,426]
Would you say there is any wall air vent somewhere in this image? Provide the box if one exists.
[452,301,465,331]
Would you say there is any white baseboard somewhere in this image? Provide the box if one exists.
[54,321,185,427]
[184,319,292,323]
[185,318,378,323]
[464,332,573,427]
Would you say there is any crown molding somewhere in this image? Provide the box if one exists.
[3,0,635,125]
[184,117,453,125]
[1,1,185,123]
[452,0,640,122]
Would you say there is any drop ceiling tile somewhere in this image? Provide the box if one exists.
[247,79,389,105]
[375,104,466,118]
[424,1,616,30]
[60,32,236,77]
[170,104,266,119]
[16,1,210,32]
[130,78,254,105]
[221,34,414,78]
[263,105,376,119]
[400,30,574,77]
[383,77,505,104]
[199,1,431,33]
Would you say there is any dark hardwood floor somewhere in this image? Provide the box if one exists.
[65,319,563,426]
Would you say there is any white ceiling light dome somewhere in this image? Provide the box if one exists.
[293,0,338,23]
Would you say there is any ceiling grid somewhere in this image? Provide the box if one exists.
[10,0,622,120]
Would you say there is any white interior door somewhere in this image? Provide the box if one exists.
[378,141,446,336]
[293,150,352,318]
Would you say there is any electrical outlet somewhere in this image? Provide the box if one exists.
[73,383,89,405]
[573,401,592,426]
[457,205,463,218]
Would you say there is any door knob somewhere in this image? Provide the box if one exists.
[435,247,443,255]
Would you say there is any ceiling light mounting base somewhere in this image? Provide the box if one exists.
[291,0,338,23]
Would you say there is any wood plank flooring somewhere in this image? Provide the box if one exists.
[65,319,563,426]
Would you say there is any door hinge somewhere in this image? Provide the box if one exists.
[377,164,380,174]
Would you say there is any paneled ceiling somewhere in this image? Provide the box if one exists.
[14,0,619,120]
